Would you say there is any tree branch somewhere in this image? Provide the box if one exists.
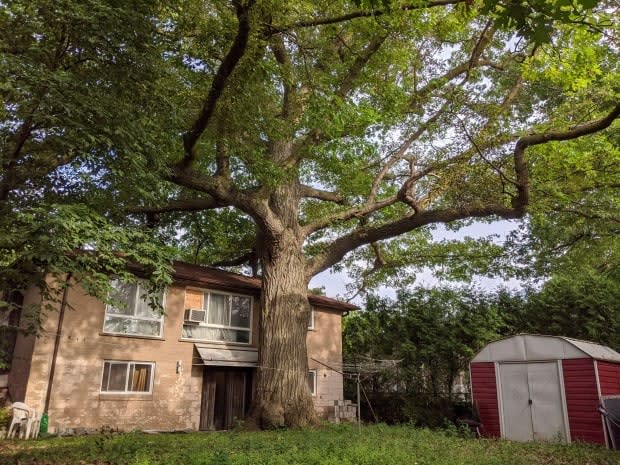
[512,101,620,211]
[127,198,223,214]
[306,204,518,277]
[336,34,387,98]
[300,185,346,204]
[411,26,496,105]
[302,68,525,242]
[180,0,255,168]
[306,102,620,277]
[270,34,295,120]
[303,195,398,235]
[167,166,283,233]
[212,249,257,267]
[410,73,525,182]
[369,104,449,203]
[282,1,463,29]
[294,33,388,154]
[215,139,231,178]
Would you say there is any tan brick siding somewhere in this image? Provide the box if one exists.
[307,308,344,418]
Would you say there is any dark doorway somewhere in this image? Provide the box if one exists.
[200,367,253,430]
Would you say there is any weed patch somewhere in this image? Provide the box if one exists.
[0,424,616,465]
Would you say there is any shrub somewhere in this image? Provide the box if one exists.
[0,407,12,430]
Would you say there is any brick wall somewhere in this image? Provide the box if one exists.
[307,308,343,418]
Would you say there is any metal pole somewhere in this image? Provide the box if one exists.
[44,273,72,413]
[357,372,361,432]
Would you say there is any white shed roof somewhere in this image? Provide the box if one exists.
[472,334,620,363]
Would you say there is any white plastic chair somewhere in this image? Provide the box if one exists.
[29,410,41,439]
[7,402,38,439]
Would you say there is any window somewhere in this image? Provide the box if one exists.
[308,309,315,330]
[100,361,154,393]
[308,369,317,396]
[182,290,252,344]
[103,280,164,337]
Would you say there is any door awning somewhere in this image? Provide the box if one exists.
[195,345,259,367]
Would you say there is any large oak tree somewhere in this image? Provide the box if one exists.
[129,1,619,427]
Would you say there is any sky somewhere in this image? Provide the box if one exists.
[309,219,526,304]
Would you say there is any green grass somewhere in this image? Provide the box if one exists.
[0,424,617,465]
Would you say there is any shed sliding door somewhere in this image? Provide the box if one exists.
[499,362,567,442]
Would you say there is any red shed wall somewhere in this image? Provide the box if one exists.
[562,359,605,445]
[470,362,500,437]
[597,361,620,396]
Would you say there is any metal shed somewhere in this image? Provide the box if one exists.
[470,334,620,447]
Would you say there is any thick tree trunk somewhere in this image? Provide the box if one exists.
[252,229,317,428]
[250,162,317,428]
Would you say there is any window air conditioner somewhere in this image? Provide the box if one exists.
[184,308,206,324]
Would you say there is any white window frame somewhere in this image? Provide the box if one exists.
[100,360,155,394]
[308,308,315,330]
[103,280,165,338]
[308,369,317,396]
[182,288,253,345]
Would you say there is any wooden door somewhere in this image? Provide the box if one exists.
[200,367,251,430]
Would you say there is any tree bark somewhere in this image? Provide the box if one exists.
[251,174,317,428]
[253,233,316,428]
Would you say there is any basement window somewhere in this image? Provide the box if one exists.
[103,280,164,338]
[100,360,154,393]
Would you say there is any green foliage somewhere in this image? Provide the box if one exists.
[344,288,503,426]
[0,204,174,368]
[0,0,184,208]
[0,0,180,366]
[4,0,617,294]
[480,0,606,44]
[503,270,620,351]
[355,0,606,44]
[506,131,620,279]
[0,204,173,298]
[1,425,618,465]
[341,231,515,294]
[344,268,620,426]
[163,209,257,269]
[0,406,11,430]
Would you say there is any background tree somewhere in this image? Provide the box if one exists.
[342,275,620,426]
[503,271,620,350]
[343,288,503,425]
[0,1,178,367]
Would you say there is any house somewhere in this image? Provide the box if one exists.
[470,334,620,447]
[7,261,357,432]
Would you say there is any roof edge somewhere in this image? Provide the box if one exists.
[471,333,620,363]
[171,260,358,312]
